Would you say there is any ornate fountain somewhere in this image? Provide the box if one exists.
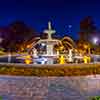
[32,21,62,64]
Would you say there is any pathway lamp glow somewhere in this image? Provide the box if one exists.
[93,37,98,45]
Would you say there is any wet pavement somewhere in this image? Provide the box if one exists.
[0,75,100,100]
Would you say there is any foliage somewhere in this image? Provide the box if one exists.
[0,48,5,55]
[79,16,96,41]
[0,64,100,76]
[1,21,36,52]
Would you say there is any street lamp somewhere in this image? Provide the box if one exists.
[93,37,98,45]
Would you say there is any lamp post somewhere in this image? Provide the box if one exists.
[8,51,11,63]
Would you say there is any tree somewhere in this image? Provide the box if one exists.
[9,21,35,43]
[0,21,37,52]
[79,16,96,41]
[7,21,36,51]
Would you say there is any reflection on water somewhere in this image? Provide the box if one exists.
[24,55,66,64]
[0,53,99,64]
[24,56,59,64]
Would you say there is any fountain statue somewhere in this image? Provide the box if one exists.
[33,48,38,58]
[32,21,62,64]
[59,55,65,64]
[67,49,73,63]
[28,21,75,64]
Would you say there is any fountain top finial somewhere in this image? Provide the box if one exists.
[44,21,56,39]
[48,21,52,30]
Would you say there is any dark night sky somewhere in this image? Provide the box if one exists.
[0,0,100,40]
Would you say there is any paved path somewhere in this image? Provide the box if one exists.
[0,75,100,100]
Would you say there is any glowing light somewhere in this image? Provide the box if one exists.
[68,25,72,28]
[41,60,46,64]
[60,46,64,50]
[83,56,91,63]
[35,57,47,64]
[26,55,31,59]
[27,45,31,48]
[93,37,98,44]
[41,43,46,46]
[83,56,88,63]
[24,55,32,64]
[59,55,65,64]
[8,53,11,63]
[25,59,31,64]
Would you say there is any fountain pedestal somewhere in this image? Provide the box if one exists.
[46,44,53,56]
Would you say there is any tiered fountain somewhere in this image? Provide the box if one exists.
[32,21,62,64]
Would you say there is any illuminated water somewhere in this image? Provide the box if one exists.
[0,54,99,64]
